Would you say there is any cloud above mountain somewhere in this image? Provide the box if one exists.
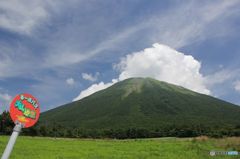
[73,79,118,101]
[234,80,240,92]
[73,43,210,101]
[82,72,100,82]
[66,78,75,86]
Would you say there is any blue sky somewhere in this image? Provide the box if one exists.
[0,0,240,112]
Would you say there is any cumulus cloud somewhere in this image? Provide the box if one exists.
[66,78,75,86]
[234,80,240,92]
[73,79,118,101]
[82,72,99,82]
[73,43,210,101]
[117,43,210,94]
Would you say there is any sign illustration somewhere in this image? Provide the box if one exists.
[10,93,40,128]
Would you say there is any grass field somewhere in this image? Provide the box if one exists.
[0,136,239,159]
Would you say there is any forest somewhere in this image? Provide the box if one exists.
[1,111,240,139]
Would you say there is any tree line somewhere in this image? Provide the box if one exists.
[1,111,240,139]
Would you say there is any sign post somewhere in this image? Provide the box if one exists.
[1,93,40,159]
[1,123,22,159]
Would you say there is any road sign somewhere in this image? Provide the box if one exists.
[1,93,40,159]
[10,93,40,128]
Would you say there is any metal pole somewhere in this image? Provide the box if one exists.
[1,123,22,159]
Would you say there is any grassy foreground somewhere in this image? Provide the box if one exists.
[0,136,239,159]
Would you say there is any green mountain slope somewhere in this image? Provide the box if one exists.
[40,78,240,131]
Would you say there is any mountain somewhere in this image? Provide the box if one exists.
[40,77,240,132]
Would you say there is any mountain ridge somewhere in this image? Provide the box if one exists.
[40,77,240,132]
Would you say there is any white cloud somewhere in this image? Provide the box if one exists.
[0,93,11,102]
[66,78,75,86]
[82,72,99,82]
[73,43,210,101]
[148,0,240,49]
[43,24,144,67]
[44,0,240,67]
[0,0,239,79]
[0,42,45,78]
[0,0,51,34]
[73,79,118,101]
[234,81,240,92]
[0,92,12,111]
[200,69,240,98]
[30,75,76,111]
[117,43,210,95]
[204,69,240,87]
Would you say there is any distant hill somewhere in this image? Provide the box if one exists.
[40,78,240,135]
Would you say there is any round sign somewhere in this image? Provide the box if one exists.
[10,93,40,128]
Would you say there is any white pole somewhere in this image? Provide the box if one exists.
[1,123,22,159]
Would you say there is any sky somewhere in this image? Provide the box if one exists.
[0,0,240,112]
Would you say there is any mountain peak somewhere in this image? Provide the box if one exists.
[113,77,198,97]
